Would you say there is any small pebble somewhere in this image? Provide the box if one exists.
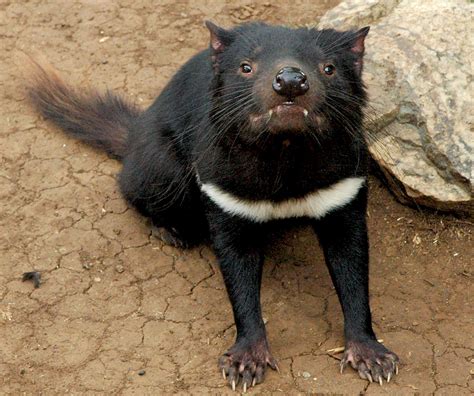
[20,368,26,375]
[412,234,421,245]
[115,264,124,273]
[82,262,93,270]
[302,371,311,379]
[22,271,41,288]
[94,277,101,283]
[138,369,146,376]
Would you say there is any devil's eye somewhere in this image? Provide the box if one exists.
[240,62,253,74]
[323,64,335,75]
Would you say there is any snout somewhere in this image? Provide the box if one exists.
[249,63,326,134]
[272,67,309,100]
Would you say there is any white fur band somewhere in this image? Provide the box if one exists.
[200,177,365,222]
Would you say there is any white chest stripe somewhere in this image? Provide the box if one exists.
[200,177,365,222]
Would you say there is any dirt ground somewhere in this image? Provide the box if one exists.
[1,0,473,394]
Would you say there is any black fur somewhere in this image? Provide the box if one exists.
[27,21,399,389]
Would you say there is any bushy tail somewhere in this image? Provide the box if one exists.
[26,58,141,159]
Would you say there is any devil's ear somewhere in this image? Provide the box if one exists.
[205,21,234,54]
[350,26,369,75]
[351,26,370,55]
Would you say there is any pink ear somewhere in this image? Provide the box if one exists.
[205,21,228,54]
[351,26,370,55]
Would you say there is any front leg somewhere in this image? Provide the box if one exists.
[207,207,278,391]
[313,188,399,384]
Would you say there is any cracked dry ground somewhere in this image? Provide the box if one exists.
[1,1,473,394]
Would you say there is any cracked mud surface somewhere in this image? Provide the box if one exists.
[1,1,473,394]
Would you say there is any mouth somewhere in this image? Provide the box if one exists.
[249,102,311,133]
[269,102,309,119]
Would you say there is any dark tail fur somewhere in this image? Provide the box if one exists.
[26,58,140,159]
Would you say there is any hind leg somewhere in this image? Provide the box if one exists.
[151,226,187,248]
[118,146,208,248]
[149,190,209,248]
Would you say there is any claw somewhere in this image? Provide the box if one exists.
[379,377,383,386]
[387,372,391,383]
[267,357,280,373]
[243,382,247,393]
[367,373,373,383]
[252,377,256,387]
[340,361,346,374]
[396,365,399,375]
[222,369,226,379]
[232,380,236,391]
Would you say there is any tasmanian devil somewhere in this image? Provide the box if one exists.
[27,21,399,391]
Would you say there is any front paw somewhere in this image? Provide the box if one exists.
[340,339,399,384]
[219,338,279,392]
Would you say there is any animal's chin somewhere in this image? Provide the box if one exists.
[249,103,323,134]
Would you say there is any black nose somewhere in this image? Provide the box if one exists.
[272,67,309,100]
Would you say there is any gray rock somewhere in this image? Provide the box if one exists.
[319,0,473,214]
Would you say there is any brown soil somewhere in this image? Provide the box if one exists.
[1,1,472,394]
